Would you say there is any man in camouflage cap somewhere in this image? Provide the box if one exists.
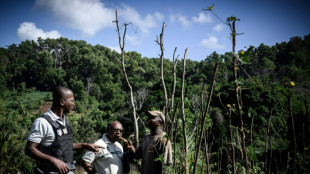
[124,110,172,174]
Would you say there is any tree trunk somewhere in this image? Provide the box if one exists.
[181,48,189,174]
[113,9,139,146]
[236,126,243,159]
[265,106,274,173]
[173,110,179,172]
[228,109,236,174]
[230,20,249,173]
[250,115,255,168]
[268,132,273,174]
[217,140,223,173]
[204,131,211,174]
[305,99,310,165]
[288,95,297,172]
[193,63,218,173]
[157,22,169,121]
[171,47,179,110]
[169,101,178,139]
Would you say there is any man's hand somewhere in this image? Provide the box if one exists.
[120,138,132,148]
[25,141,71,174]
[82,160,98,174]
[84,143,104,153]
[73,143,104,152]
[51,158,70,174]
[120,138,135,153]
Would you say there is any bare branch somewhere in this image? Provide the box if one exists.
[193,63,219,173]
[181,48,189,174]
[113,9,139,146]
[157,22,169,122]
[115,58,122,64]
[171,47,179,110]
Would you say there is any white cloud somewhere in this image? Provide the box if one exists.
[126,34,141,46]
[200,36,226,50]
[107,46,121,53]
[17,22,61,41]
[113,4,164,47]
[34,0,164,45]
[34,0,115,37]
[170,12,212,29]
[169,14,192,29]
[193,12,212,24]
[212,24,225,32]
[118,4,164,34]
[154,12,164,21]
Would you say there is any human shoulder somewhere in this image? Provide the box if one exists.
[142,133,152,139]
[27,116,54,144]
[93,137,107,146]
[32,116,51,128]
[115,141,123,150]
[139,133,151,144]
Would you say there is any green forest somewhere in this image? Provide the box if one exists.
[0,28,310,173]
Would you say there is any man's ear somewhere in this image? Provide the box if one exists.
[60,99,65,106]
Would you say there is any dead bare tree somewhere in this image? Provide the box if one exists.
[181,48,189,174]
[173,107,180,172]
[228,108,236,174]
[156,22,169,120]
[171,47,179,110]
[288,95,297,172]
[134,88,149,110]
[268,129,273,174]
[229,18,250,173]
[305,99,310,165]
[193,63,219,173]
[86,77,93,95]
[52,46,64,68]
[167,47,179,147]
[205,7,249,171]
[250,113,255,168]
[265,106,274,173]
[217,93,236,173]
[204,131,211,174]
[113,9,139,146]
[199,82,212,174]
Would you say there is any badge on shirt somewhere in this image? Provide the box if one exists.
[57,129,63,136]
[63,127,68,134]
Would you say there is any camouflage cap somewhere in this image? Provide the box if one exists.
[146,110,165,123]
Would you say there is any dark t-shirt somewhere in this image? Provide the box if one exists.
[134,133,172,174]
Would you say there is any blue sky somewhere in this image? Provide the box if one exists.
[1,0,309,61]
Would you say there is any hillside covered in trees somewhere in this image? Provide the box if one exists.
[0,34,309,173]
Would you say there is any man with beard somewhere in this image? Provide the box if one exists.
[25,87,103,174]
[123,110,172,174]
[82,121,128,174]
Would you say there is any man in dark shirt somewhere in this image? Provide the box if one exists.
[123,110,172,174]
